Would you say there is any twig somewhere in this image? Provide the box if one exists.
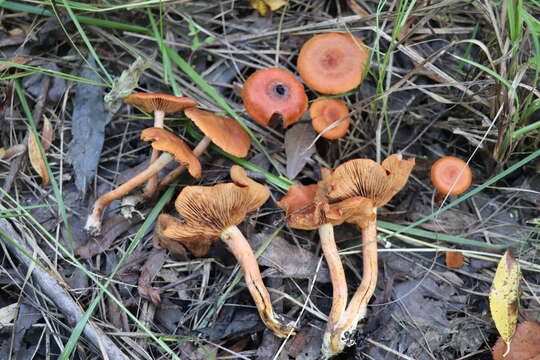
[0,216,129,360]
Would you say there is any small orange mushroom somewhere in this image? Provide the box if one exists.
[310,98,351,140]
[123,93,197,195]
[155,166,295,338]
[242,68,308,127]
[320,154,415,357]
[85,128,200,234]
[492,321,540,360]
[297,32,369,95]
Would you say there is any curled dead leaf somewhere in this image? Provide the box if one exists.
[41,117,54,151]
[1,144,25,161]
[28,126,51,185]
[489,250,521,354]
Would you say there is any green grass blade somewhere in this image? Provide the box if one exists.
[0,62,107,86]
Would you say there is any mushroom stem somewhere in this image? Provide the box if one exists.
[157,136,211,191]
[85,152,175,234]
[319,223,348,353]
[220,225,295,338]
[325,212,378,357]
[143,110,166,196]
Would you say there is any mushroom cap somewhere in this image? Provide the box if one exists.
[445,251,464,269]
[155,214,215,256]
[310,98,351,140]
[184,108,251,158]
[430,156,472,195]
[140,127,201,179]
[297,33,369,95]
[154,166,270,256]
[124,92,197,114]
[325,154,415,208]
[241,68,308,127]
[492,321,540,360]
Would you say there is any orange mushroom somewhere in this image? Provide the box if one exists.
[297,32,369,95]
[156,108,251,190]
[155,166,295,338]
[310,98,351,140]
[320,154,415,357]
[85,128,200,234]
[242,68,308,127]
[123,93,197,195]
[492,321,540,360]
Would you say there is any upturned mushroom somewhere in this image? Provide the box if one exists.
[430,156,472,269]
[156,108,251,190]
[310,98,351,140]
[278,183,373,354]
[320,153,415,357]
[155,165,295,338]
[297,32,369,94]
[242,68,308,127]
[123,93,197,195]
[85,128,201,234]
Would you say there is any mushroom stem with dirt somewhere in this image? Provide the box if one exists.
[123,93,197,196]
[155,166,295,338]
[320,154,415,358]
[85,128,201,235]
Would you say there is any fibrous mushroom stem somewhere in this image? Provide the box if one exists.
[220,226,295,338]
[157,136,212,191]
[319,223,348,352]
[143,109,166,196]
[85,152,175,235]
[326,212,378,357]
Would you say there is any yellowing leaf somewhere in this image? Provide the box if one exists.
[264,0,287,10]
[489,250,521,350]
[0,148,5,159]
[248,0,287,15]
[28,129,50,186]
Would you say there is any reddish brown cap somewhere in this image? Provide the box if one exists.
[492,321,540,360]
[184,108,251,158]
[140,127,201,179]
[310,98,351,139]
[242,68,308,127]
[445,251,464,269]
[297,33,369,94]
[430,156,472,196]
[124,92,197,114]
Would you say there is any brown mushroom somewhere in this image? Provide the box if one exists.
[297,33,369,95]
[320,153,415,357]
[156,108,251,190]
[123,93,197,195]
[310,98,351,140]
[85,128,201,234]
[492,321,540,360]
[155,166,295,338]
[242,68,308,127]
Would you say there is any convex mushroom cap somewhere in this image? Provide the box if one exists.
[430,156,472,195]
[310,98,351,140]
[242,68,308,127]
[124,92,197,114]
[297,32,369,94]
[184,108,251,158]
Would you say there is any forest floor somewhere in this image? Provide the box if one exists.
[1,1,539,359]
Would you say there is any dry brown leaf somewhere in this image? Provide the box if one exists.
[249,0,287,15]
[489,250,521,354]
[28,129,49,185]
[1,144,25,161]
[41,117,54,151]
[0,56,31,71]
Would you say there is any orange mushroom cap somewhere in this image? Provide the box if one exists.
[492,321,540,360]
[297,33,369,95]
[140,127,201,179]
[242,68,308,127]
[430,156,472,196]
[155,165,269,256]
[310,98,351,140]
[124,92,197,114]
[184,108,251,158]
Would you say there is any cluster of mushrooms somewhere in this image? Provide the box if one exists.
[83,32,418,358]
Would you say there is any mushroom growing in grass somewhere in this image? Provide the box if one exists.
[85,128,201,235]
[155,166,296,338]
[297,32,369,95]
[123,93,197,195]
[242,68,308,127]
[310,98,351,140]
[430,156,472,269]
[278,183,374,355]
[320,154,415,357]
[156,108,251,190]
